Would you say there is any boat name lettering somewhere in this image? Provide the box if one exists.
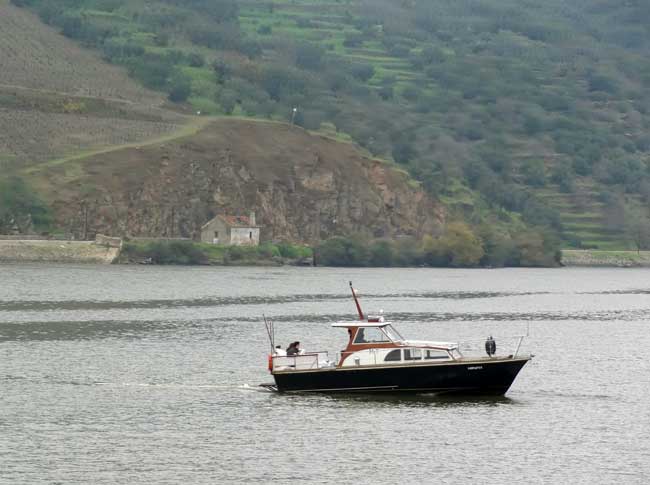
[467,366,483,370]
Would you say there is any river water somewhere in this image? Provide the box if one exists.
[1,265,649,483]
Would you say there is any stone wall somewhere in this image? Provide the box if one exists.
[230,227,260,246]
[95,234,123,249]
[0,240,120,264]
[562,250,650,267]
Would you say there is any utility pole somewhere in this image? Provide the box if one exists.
[82,201,88,241]
[170,206,175,238]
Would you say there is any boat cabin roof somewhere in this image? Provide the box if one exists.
[331,321,392,328]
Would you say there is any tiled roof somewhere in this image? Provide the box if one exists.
[220,215,253,227]
[201,214,260,229]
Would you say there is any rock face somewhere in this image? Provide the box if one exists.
[47,120,444,243]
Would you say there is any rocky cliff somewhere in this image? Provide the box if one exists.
[38,119,444,243]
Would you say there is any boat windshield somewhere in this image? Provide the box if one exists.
[383,325,403,342]
[354,327,390,344]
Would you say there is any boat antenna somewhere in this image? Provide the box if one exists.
[349,281,364,321]
[263,314,275,352]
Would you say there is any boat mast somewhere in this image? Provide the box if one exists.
[349,281,364,321]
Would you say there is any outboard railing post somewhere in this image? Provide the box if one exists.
[514,336,524,358]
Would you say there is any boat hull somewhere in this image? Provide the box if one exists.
[272,357,530,395]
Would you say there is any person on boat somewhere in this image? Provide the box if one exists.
[286,341,301,356]
[274,345,286,356]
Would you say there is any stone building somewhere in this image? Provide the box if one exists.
[200,212,260,246]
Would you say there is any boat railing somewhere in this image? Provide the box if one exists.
[456,335,529,359]
[271,351,332,371]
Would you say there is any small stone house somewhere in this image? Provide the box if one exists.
[200,212,260,246]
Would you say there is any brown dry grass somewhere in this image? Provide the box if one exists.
[0,1,191,172]
[1,108,183,169]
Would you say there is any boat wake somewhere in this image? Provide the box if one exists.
[94,382,258,391]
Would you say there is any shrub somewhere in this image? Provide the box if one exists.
[276,242,312,260]
[315,237,370,266]
[258,243,281,258]
[295,43,325,70]
[0,176,52,233]
[187,52,205,68]
[437,222,485,267]
[128,241,208,265]
[349,63,375,82]
[168,76,192,103]
[369,240,395,266]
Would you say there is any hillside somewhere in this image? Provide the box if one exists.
[3,0,650,255]
[28,118,445,244]
[12,0,650,249]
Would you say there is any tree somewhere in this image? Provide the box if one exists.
[625,208,650,253]
[349,63,375,82]
[295,43,325,70]
[369,240,394,266]
[168,76,192,102]
[315,236,369,266]
[260,65,306,100]
[437,222,485,267]
[212,59,231,84]
[477,225,517,267]
[522,159,546,186]
[514,230,559,267]
[0,176,51,233]
[218,89,238,114]
[392,141,415,165]
[187,52,205,68]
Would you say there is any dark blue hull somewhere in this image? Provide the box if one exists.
[272,357,530,395]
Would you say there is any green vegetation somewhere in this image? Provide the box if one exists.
[562,249,650,267]
[119,240,313,265]
[10,0,650,251]
[118,227,559,268]
[0,176,52,233]
[315,222,560,268]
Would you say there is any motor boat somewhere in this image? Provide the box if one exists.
[263,283,531,395]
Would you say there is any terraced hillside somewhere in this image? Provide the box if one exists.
[0,0,187,171]
[7,0,650,251]
[235,0,650,250]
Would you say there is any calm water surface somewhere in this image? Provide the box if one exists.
[1,265,649,483]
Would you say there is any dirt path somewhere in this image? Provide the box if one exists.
[23,115,213,176]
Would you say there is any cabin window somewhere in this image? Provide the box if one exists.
[354,327,390,344]
[214,231,219,238]
[249,231,253,239]
[384,349,401,362]
[404,348,422,360]
[424,349,449,360]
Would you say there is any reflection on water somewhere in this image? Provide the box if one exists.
[0,290,551,311]
[1,265,650,483]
